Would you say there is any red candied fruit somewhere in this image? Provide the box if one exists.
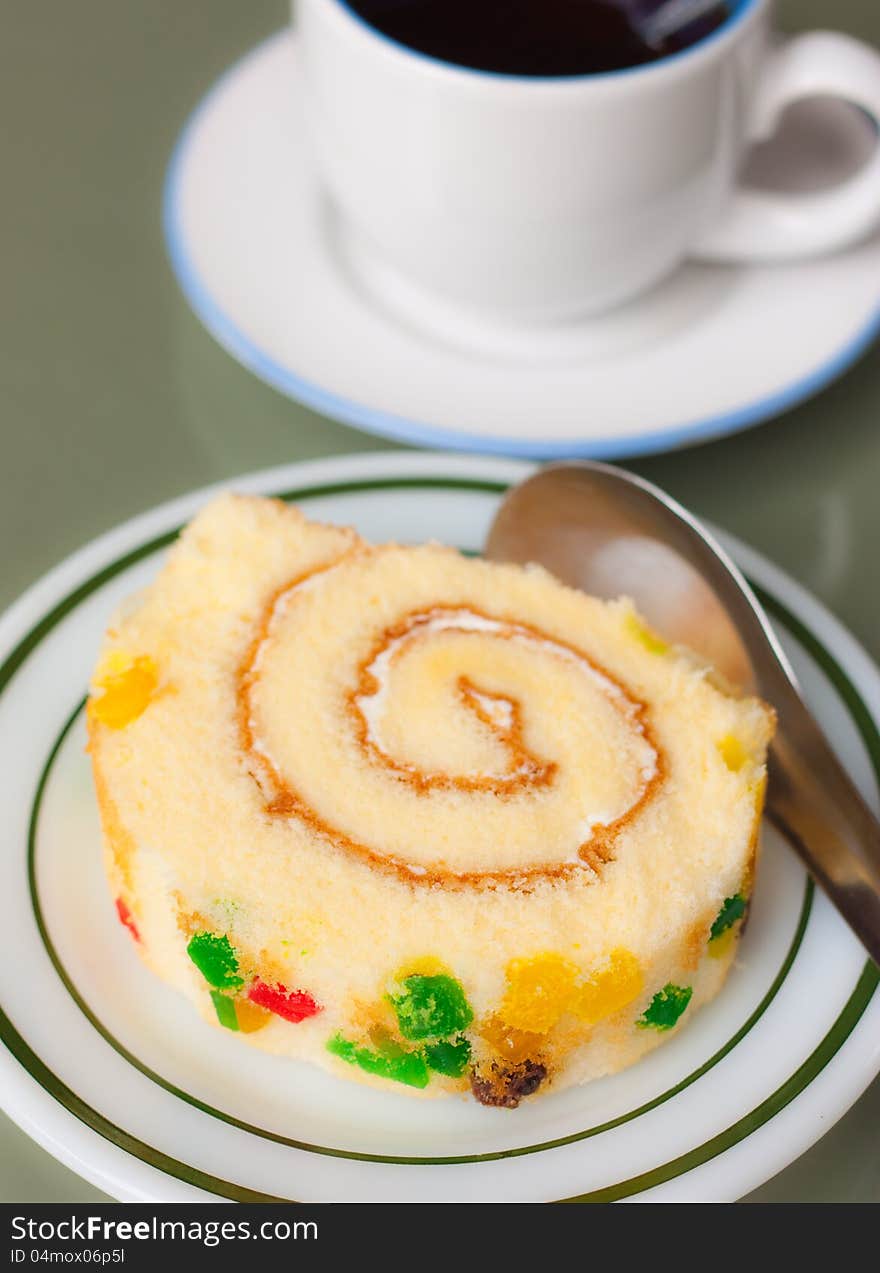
[115,898,140,943]
[247,977,321,1023]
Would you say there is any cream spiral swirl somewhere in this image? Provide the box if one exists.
[239,547,662,887]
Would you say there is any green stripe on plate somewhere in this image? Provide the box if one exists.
[1,474,877,1203]
[28,700,813,1168]
[564,960,880,1203]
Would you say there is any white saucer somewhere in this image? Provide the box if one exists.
[1,452,879,1202]
[164,30,880,459]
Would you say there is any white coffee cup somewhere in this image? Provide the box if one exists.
[298,0,880,322]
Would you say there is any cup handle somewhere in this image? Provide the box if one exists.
[694,31,880,262]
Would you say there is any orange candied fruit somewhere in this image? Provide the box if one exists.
[233,998,272,1034]
[480,1014,544,1065]
[570,948,643,1025]
[90,653,159,729]
[500,948,644,1035]
[500,953,579,1034]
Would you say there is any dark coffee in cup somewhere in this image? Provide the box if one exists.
[342,0,733,77]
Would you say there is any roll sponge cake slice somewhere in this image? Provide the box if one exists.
[87,494,774,1106]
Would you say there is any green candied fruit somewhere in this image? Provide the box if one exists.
[388,974,474,1041]
[710,894,747,942]
[187,931,244,990]
[327,1034,430,1089]
[369,1031,407,1059]
[637,984,693,1031]
[210,990,239,1031]
[424,1037,471,1077]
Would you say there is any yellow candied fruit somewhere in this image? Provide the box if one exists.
[624,611,669,656]
[500,953,579,1034]
[99,650,136,678]
[570,948,643,1025]
[480,1015,544,1064]
[499,948,645,1035]
[234,998,272,1033]
[90,654,159,729]
[368,1024,407,1056]
[707,927,738,961]
[750,772,768,814]
[718,733,749,772]
[392,956,448,982]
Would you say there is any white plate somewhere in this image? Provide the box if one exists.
[163,31,880,460]
[1,452,879,1202]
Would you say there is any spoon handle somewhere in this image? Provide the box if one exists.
[768,682,880,967]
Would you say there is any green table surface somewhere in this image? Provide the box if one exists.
[1,0,879,1203]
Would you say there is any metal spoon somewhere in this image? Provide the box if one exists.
[485,461,880,967]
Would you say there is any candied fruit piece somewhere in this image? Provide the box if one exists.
[471,1060,547,1108]
[327,1034,430,1088]
[388,973,473,1041]
[210,990,239,1031]
[234,998,271,1034]
[500,953,579,1034]
[90,654,159,729]
[368,1025,408,1057]
[499,949,645,1035]
[718,734,749,772]
[247,977,321,1023]
[624,612,669,655]
[187,931,244,991]
[424,1037,471,1077]
[115,897,140,942]
[394,956,447,979]
[328,1035,360,1066]
[571,948,643,1025]
[751,773,768,817]
[638,983,693,1031]
[710,894,747,942]
[707,927,738,961]
[480,1015,544,1065]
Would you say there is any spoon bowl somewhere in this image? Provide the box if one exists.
[486,461,880,966]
